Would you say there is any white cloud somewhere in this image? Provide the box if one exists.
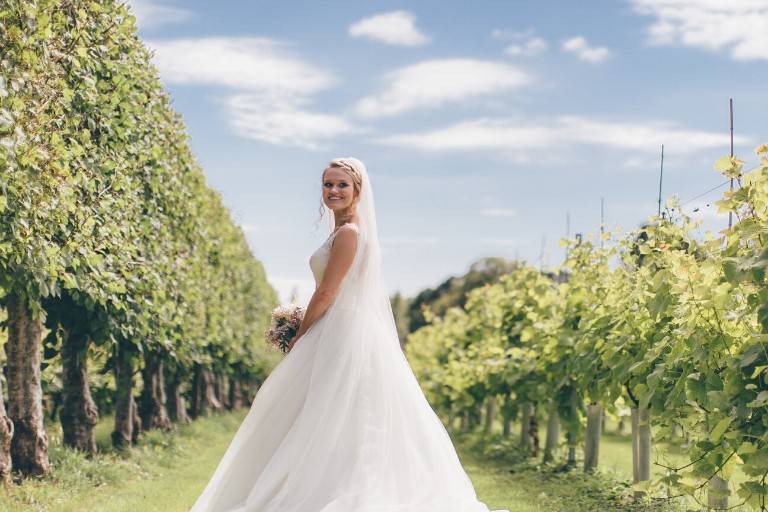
[223,94,353,151]
[630,0,768,61]
[349,10,430,46]
[127,0,193,30]
[491,28,535,41]
[480,208,518,217]
[146,37,334,94]
[146,37,351,150]
[377,115,750,154]
[562,36,611,63]
[505,37,548,57]
[377,117,557,151]
[354,59,532,118]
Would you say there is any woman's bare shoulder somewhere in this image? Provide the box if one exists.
[330,223,359,249]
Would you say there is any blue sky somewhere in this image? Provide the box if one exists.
[128,0,767,305]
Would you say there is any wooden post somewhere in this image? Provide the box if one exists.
[484,396,496,433]
[543,403,561,463]
[631,408,640,483]
[706,412,729,509]
[583,404,602,472]
[708,475,729,510]
[632,408,652,497]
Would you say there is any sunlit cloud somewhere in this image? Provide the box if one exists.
[505,37,548,57]
[377,116,749,154]
[490,28,535,40]
[562,36,611,63]
[223,94,353,151]
[127,0,194,30]
[146,37,351,150]
[354,59,532,118]
[349,10,430,46]
[631,0,768,61]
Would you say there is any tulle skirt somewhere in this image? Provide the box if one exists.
[189,301,508,512]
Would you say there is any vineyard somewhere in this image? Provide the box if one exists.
[406,148,768,510]
[0,0,278,487]
[1,1,767,512]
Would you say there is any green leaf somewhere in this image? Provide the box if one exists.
[747,390,768,408]
[710,417,732,443]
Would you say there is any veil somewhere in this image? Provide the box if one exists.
[320,157,398,337]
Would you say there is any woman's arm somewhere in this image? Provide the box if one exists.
[288,226,358,352]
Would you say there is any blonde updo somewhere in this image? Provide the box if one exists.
[323,158,363,198]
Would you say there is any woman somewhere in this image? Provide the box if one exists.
[189,157,507,512]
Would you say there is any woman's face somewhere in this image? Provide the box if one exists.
[322,168,357,211]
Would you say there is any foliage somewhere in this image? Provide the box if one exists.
[405,144,768,509]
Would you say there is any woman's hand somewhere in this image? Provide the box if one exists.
[287,334,302,353]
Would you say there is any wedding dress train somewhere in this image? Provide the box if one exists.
[189,160,507,512]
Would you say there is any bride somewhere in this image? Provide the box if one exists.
[189,157,508,512]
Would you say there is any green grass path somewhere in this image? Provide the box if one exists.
[0,411,692,512]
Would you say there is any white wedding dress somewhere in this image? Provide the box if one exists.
[190,158,507,512]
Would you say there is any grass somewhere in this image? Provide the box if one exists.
[0,411,754,511]
[454,429,680,512]
[454,415,755,512]
[0,411,246,512]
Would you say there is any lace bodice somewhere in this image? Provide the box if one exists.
[309,223,360,288]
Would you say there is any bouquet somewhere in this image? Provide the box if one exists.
[266,304,305,353]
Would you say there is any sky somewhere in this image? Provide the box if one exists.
[127,0,768,306]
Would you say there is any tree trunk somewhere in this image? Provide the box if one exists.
[0,358,13,483]
[5,293,50,476]
[215,372,230,410]
[618,416,626,434]
[111,341,136,449]
[191,364,223,418]
[484,396,496,433]
[543,403,561,463]
[461,410,470,432]
[583,404,602,472]
[566,431,577,466]
[519,401,532,452]
[130,393,142,444]
[631,408,652,497]
[164,366,190,423]
[60,326,98,454]
[631,408,640,483]
[500,392,513,437]
[139,351,171,431]
[227,376,248,409]
[469,406,480,430]
[529,402,539,457]
[190,364,201,419]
